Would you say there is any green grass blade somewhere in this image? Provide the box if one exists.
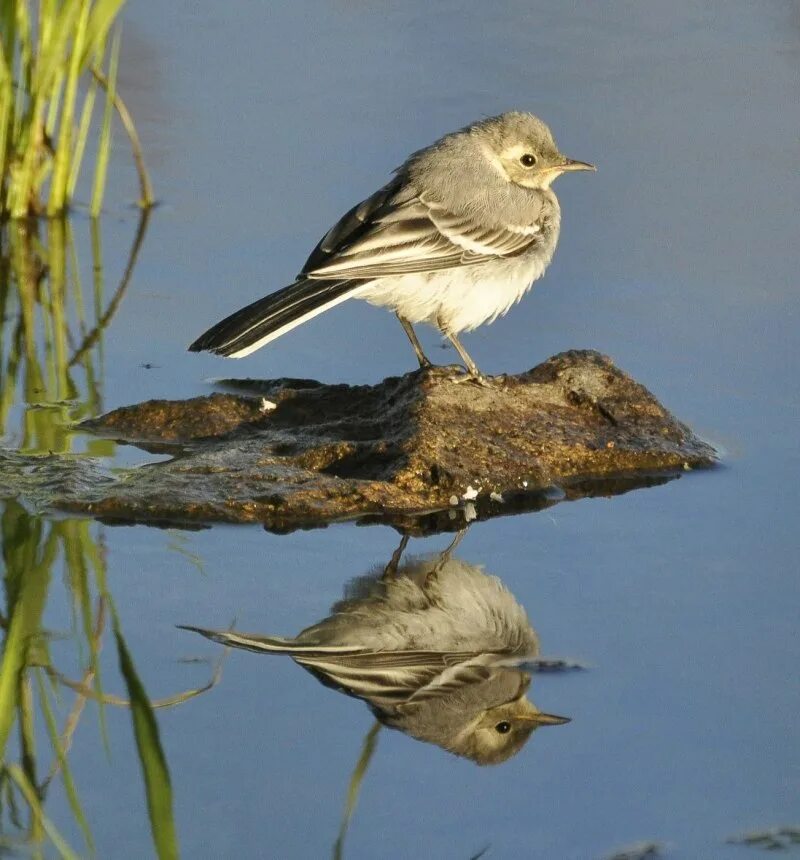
[0,0,17,67]
[44,67,64,137]
[67,76,97,198]
[0,34,12,191]
[13,0,32,143]
[88,543,111,754]
[31,2,80,106]
[6,764,80,860]
[0,610,25,757]
[0,504,56,751]
[3,0,148,217]
[333,721,381,860]
[18,676,39,819]
[0,517,53,757]
[111,606,179,860]
[83,0,126,63]
[90,27,119,217]
[34,671,94,855]
[8,97,43,217]
[5,766,24,829]
[47,0,91,215]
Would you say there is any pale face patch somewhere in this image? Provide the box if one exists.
[498,143,565,189]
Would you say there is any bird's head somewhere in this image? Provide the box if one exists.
[391,668,569,766]
[471,111,595,190]
[451,691,570,766]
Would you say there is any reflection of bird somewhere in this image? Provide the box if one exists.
[189,112,594,377]
[182,550,568,765]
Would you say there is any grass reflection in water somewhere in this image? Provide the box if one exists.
[0,213,218,859]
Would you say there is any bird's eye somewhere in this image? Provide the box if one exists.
[519,154,537,168]
[495,721,511,734]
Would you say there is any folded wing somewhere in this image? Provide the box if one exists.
[301,181,544,280]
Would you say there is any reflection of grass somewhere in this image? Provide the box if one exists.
[0,214,211,857]
[0,209,148,453]
[0,501,103,856]
[333,721,381,860]
[0,501,223,857]
[110,602,178,860]
[166,531,208,578]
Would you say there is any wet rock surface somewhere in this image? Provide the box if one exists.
[1,351,716,532]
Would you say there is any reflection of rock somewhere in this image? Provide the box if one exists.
[604,842,663,860]
[183,547,569,765]
[726,827,800,851]
[55,349,714,530]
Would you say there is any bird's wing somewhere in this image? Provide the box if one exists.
[293,649,499,709]
[293,648,474,669]
[300,179,544,280]
[397,662,497,710]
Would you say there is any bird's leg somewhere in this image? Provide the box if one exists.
[428,528,468,583]
[437,319,485,380]
[382,533,410,580]
[396,313,432,369]
[447,332,481,377]
[439,528,466,565]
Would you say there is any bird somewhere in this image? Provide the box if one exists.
[189,111,594,378]
[181,542,569,765]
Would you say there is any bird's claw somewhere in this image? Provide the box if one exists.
[448,370,493,387]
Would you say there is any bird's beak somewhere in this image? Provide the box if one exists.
[534,711,571,726]
[559,157,596,172]
[519,710,571,727]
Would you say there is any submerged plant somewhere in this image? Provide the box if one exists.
[0,0,153,219]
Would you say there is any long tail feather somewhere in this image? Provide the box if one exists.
[178,625,366,657]
[188,279,356,358]
[178,625,296,654]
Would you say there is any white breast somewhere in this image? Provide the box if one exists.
[359,252,551,333]
[357,191,561,333]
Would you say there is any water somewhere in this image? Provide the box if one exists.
[1,1,798,857]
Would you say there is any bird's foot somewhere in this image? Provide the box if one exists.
[447,368,494,387]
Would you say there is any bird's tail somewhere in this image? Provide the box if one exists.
[188,278,357,358]
[178,625,366,658]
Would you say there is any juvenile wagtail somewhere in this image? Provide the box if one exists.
[189,112,594,377]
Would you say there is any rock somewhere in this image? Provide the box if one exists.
[42,349,714,532]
